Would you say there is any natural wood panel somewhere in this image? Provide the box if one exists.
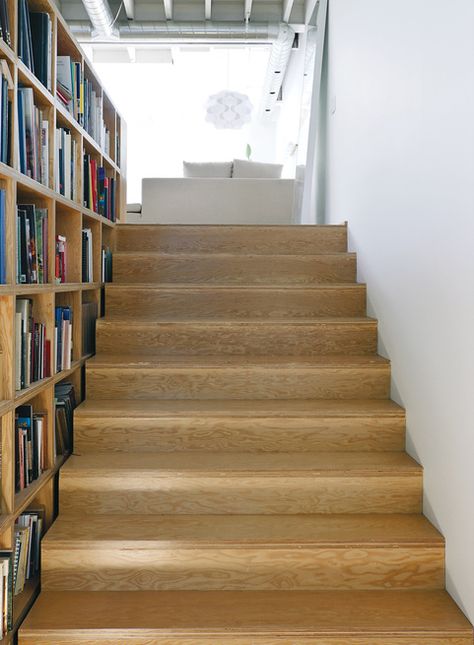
[105,283,367,319]
[74,412,405,453]
[19,590,473,643]
[95,318,378,356]
[86,355,391,400]
[41,513,444,591]
[116,224,348,254]
[113,252,357,285]
[58,452,422,515]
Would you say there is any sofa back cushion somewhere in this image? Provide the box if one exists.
[232,158,283,179]
[183,161,233,178]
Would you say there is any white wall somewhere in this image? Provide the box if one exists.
[321,0,474,619]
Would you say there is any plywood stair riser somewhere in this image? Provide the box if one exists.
[19,590,473,644]
[95,319,378,356]
[86,361,391,400]
[112,253,357,285]
[115,224,348,254]
[74,415,406,453]
[104,284,368,319]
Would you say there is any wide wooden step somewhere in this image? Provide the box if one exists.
[104,283,367,319]
[74,399,406,453]
[95,317,378,356]
[41,513,444,592]
[59,452,422,515]
[116,224,348,254]
[86,355,391,400]
[19,590,472,644]
[113,252,357,285]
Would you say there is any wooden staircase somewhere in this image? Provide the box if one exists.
[19,224,472,644]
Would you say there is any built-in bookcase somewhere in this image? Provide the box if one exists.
[0,0,125,639]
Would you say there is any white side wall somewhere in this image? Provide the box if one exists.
[321,0,474,619]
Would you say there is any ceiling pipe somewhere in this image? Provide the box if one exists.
[81,0,119,39]
[70,20,284,43]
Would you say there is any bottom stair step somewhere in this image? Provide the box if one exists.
[19,590,472,644]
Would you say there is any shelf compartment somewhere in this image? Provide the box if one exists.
[55,202,81,284]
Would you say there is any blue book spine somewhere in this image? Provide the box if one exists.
[0,188,5,283]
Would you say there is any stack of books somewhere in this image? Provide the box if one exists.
[83,154,116,221]
[18,0,52,91]
[13,510,43,595]
[55,126,77,200]
[15,298,51,390]
[16,204,48,284]
[54,381,76,457]
[55,233,67,283]
[0,551,12,637]
[17,86,49,186]
[0,59,13,165]
[54,305,72,373]
[82,227,93,282]
[14,405,46,493]
[57,56,110,151]
[0,0,12,48]
[101,245,112,282]
[0,188,5,283]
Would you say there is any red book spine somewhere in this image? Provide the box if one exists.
[44,339,51,378]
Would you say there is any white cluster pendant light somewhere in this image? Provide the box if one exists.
[206,90,253,130]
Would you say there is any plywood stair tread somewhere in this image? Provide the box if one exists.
[62,451,421,475]
[114,251,356,258]
[98,316,376,325]
[87,354,390,368]
[75,398,405,419]
[105,282,365,291]
[43,513,442,548]
[20,590,472,638]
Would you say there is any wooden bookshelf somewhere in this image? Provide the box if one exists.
[0,0,126,639]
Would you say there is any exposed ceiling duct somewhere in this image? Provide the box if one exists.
[260,22,295,116]
[80,0,119,39]
[70,19,288,43]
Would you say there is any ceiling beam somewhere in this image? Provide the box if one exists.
[282,0,295,23]
[305,0,319,24]
[205,0,212,19]
[123,0,134,19]
[244,0,253,22]
[163,0,173,20]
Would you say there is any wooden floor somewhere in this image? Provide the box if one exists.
[19,224,472,644]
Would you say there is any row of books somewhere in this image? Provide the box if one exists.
[0,188,5,283]
[57,56,110,153]
[54,305,73,373]
[0,59,13,165]
[0,0,11,48]
[54,381,75,457]
[0,510,44,636]
[17,204,48,284]
[84,154,116,220]
[15,298,51,391]
[18,86,49,186]
[15,405,46,493]
[18,1,52,91]
[55,126,77,201]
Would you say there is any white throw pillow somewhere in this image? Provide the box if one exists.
[126,203,142,213]
[183,161,233,178]
[232,159,283,179]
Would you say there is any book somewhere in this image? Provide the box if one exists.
[83,154,116,220]
[55,126,76,200]
[17,86,48,185]
[0,0,11,48]
[29,12,52,91]
[0,551,12,636]
[0,60,13,165]
[15,298,51,390]
[54,381,76,457]
[55,234,67,283]
[13,510,44,595]
[54,305,73,372]
[14,406,45,492]
[16,204,48,284]
[101,245,112,282]
[82,227,93,282]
